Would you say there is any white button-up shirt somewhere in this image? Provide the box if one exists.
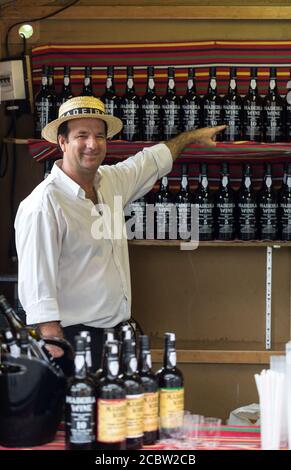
[15,143,172,328]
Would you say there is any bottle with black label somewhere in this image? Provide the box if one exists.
[141,66,161,141]
[96,341,127,450]
[138,335,159,445]
[180,67,202,132]
[59,65,74,106]
[278,162,291,240]
[243,67,263,142]
[222,67,243,141]
[65,337,96,450]
[120,66,140,141]
[47,65,58,120]
[202,67,223,140]
[155,176,175,240]
[95,328,116,383]
[257,163,278,240]
[286,70,291,142]
[215,162,236,240]
[82,66,94,96]
[161,67,180,139]
[237,163,257,241]
[156,332,184,439]
[125,196,147,240]
[120,338,144,450]
[101,65,120,135]
[174,164,192,240]
[193,162,215,241]
[263,67,285,143]
[34,65,56,138]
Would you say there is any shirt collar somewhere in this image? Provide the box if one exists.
[51,159,102,199]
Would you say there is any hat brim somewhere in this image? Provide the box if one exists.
[41,113,123,144]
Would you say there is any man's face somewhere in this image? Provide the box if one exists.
[58,118,107,174]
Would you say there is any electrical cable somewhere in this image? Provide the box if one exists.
[5,0,80,58]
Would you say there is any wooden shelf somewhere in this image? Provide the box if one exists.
[129,240,291,248]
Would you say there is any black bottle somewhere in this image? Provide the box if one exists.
[180,67,202,131]
[202,67,223,139]
[3,328,21,358]
[82,66,94,96]
[257,163,278,240]
[263,67,285,143]
[65,337,96,450]
[95,328,116,382]
[59,65,74,105]
[120,338,144,450]
[193,162,215,241]
[125,196,147,240]
[101,65,120,129]
[155,176,175,240]
[237,163,257,241]
[174,164,192,240]
[278,162,291,240]
[96,341,127,450]
[138,335,159,445]
[141,66,161,141]
[34,65,56,138]
[286,70,291,142]
[214,162,236,240]
[222,67,243,141]
[47,65,58,120]
[120,66,140,141]
[243,67,263,142]
[161,67,181,139]
[156,332,184,439]
[19,328,31,358]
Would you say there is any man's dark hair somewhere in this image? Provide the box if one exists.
[57,119,108,153]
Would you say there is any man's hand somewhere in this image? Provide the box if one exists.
[37,321,65,358]
[164,124,226,162]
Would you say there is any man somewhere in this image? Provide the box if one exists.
[15,96,225,369]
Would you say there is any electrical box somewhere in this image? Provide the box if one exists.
[0,60,26,102]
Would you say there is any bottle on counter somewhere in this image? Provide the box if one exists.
[156,332,184,439]
[243,67,263,142]
[222,67,243,141]
[257,162,278,240]
[263,67,285,143]
[161,67,181,140]
[214,162,236,240]
[180,67,202,132]
[120,65,140,141]
[141,65,161,141]
[237,163,257,241]
[278,162,291,240]
[202,67,223,140]
[65,337,96,450]
[96,341,127,450]
[138,335,159,445]
[193,162,215,241]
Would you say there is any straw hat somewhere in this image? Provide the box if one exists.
[41,96,123,143]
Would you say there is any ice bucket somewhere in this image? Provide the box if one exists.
[0,354,67,447]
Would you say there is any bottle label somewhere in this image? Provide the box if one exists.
[244,104,263,139]
[66,395,95,444]
[203,103,222,127]
[159,388,184,429]
[264,104,284,140]
[162,103,180,137]
[97,398,127,443]
[143,391,159,433]
[199,202,214,233]
[105,99,118,116]
[156,203,175,238]
[120,102,140,139]
[238,202,257,234]
[217,202,235,233]
[259,202,278,235]
[223,103,242,139]
[126,394,144,439]
[141,102,160,138]
[181,102,201,130]
[35,101,54,131]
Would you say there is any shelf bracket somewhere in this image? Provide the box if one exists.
[265,246,272,350]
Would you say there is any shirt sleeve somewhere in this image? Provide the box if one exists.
[104,143,173,206]
[15,204,62,325]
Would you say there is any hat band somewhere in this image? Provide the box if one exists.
[60,107,105,118]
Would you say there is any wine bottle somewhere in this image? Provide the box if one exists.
[174,164,192,240]
[34,65,56,138]
[95,328,116,382]
[257,163,278,240]
[263,67,285,143]
[156,332,184,439]
[82,66,94,96]
[125,196,147,240]
[65,337,96,450]
[120,338,144,450]
[59,65,74,105]
[243,67,263,142]
[141,65,161,141]
[202,67,223,140]
[214,162,236,240]
[286,70,291,142]
[155,176,175,240]
[193,162,215,241]
[237,163,257,241]
[47,65,58,120]
[96,341,127,450]
[161,67,181,139]
[278,162,291,240]
[101,65,120,134]
[120,65,140,141]
[180,67,202,131]
[3,328,21,358]
[138,335,158,445]
[222,67,243,141]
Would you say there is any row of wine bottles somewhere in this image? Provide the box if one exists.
[34,64,291,142]
[125,162,291,241]
[0,295,61,372]
[66,328,183,450]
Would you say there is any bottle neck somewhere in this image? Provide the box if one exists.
[126,76,135,94]
[74,351,87,379]
[163,342,177,369]
[268,78,278,95]
[180,175,189,192]
[160,176,169,192]
[207,77,217,95]
[220,175,230,189]
[139,350,152,373]
[187,78,196,94]
[228,77,237,95]
[242,175,252,190]
[146,76,156,94]
[199,174,209,190]
[249,78,258,96]
[106,76,115,93]
[104,353,120,380]
[264,175,273,190]
[167,77,176,94]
